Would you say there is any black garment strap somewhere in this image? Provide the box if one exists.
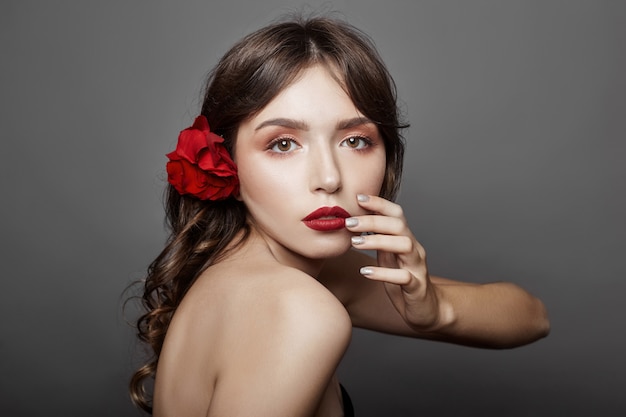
[340,384,355,417]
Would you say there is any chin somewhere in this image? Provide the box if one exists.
[304,237,353,260]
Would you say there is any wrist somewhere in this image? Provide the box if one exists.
[409,286,457,336]
[425,286,457,335]
[435,295,457,333]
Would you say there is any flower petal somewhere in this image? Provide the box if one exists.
[165,116,239,200]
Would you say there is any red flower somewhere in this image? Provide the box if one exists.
[166,116,239,200]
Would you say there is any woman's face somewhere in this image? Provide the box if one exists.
[235,65,386,270]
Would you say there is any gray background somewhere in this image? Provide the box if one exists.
[1,0,624,416]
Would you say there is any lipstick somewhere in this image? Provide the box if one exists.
[302,206,351,231]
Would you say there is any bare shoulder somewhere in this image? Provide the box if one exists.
[207,258,353,349]
[155,257,352,416]
[166,256,352,357]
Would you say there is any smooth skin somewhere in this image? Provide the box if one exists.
[153,65,550,417]
[321,195,550,348]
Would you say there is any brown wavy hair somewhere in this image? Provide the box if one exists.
[129,15,407,413]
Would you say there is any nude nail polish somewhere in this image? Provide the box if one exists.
[345,217,358,228]
[351,236,365,245]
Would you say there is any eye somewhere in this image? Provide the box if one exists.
[341,136,371,150]
[269,138,299,153]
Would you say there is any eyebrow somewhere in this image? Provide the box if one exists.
[255,116,375,131]
[336,116,375,130]
[255,118,309,131]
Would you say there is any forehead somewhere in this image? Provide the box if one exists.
[248,65,362,123]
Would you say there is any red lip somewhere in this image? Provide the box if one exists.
[302,206,351,231]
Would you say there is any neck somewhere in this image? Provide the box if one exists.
[247,227,327,278]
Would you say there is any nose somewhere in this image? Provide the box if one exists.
[309,143,342,194]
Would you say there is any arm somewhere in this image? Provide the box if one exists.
[319,196,550,349]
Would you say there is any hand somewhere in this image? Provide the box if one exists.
[346,194,444,332]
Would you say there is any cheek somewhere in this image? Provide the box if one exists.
[353,152,387,195]
[372,165,387,195]
[237,157,295,204]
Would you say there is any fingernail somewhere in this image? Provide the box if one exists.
[351,236,365,245]
[345,217,358,228]
[360,267,373,275]
[357,194,369,202]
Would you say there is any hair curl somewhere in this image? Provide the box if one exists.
[129,15,407,413]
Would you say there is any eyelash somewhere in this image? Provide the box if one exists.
[340,135,374,150]
[266,135,375,155]
[267,137,300,154]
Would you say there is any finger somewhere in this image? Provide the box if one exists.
[352,233,426,261]
[345,214,407,236]
[356,194,405,219]
[351,234,415,255]
[359,266,421,293]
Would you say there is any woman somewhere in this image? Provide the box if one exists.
[130,16,549,416]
